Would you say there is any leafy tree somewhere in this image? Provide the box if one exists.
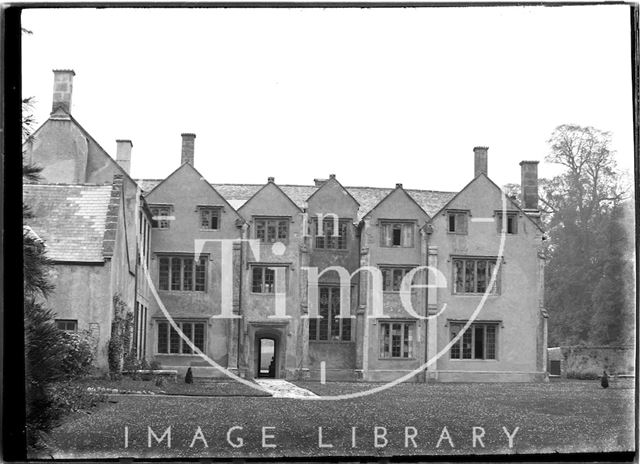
[541,125,632,346]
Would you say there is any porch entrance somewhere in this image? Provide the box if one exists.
[257,337,277,378]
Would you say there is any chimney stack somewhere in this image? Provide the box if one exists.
[115,140,133,175]
[473,146,488,178]
[51,69,75,114]
[520,161,539,210]
[181,133,196,165]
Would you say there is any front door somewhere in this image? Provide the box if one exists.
[257,337,276,378]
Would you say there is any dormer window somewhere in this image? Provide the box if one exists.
[199,206,221,230]
[447,210,468,235]
[496,211,518,234]
[255,217,289,243]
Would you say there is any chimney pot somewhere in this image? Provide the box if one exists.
[51,69,76,114]
[115,140,133,175]
[396,183,403,189]
[268,177,275,183]
[473,146,489,178]
[329,174,336,179]
[181,133,196,166]
[519,160,539,210]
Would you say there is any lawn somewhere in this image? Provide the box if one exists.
[40,379,635,459]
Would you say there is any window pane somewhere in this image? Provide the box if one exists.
[448,214,456,232]
[182,323,193,354]
[330,288,340,340]
[454,260,464,293]
[380,324,390,358]
[391,323,401,357]
[392,226,402,246]
[200,210,210,229]
[393,269,404,291]
[169,325,180,353]
[382,224,392,247]
[159,257,170,290]
[194,324,205,351]
[158,322,168,353]
[474,325,485,359]
[211,212,219,230]
[256,220,265,241]
[182,258,194,291]
[277,220,288,240]
[476,260,487,293]
[450,324,461,359]
[338,222,347,249]
[195,258,206,291]
[402,224,413,247]
[464,260,475,293]
[318,287,329,340]
[456,213,467,234]
[264,268,275,293]
[267,222,277,242]
[252,267,263,293]
[462,327,472,359]
[486,325,496,359]
[488,261,497,293]
[171,258,181,290]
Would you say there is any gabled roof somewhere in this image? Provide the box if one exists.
[307,176,360,206]
[145,162,243,221]
[360,184,436,220]
[136,179,455,220]
[237,180,303,214]
[430,173,545,233]
[29,110,139,187]
[23,183,113,263]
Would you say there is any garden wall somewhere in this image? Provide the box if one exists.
[548,346,635,379]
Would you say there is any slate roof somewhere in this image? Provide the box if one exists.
[137,179,456,219]
[23,184,113,262]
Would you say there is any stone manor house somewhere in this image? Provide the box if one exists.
[24,70,549,382]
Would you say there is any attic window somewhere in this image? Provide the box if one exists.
[496,211,518,235]
[380,222,414,248]
[151,205,173,229]
[447,210,468,235]
[199,207,221,230]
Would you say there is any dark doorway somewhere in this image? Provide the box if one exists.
[549,360,561,376]
[257,337,276,378]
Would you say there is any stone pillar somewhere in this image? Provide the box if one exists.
[355,218,371,380]
[226,242,243,374]
[299,231,311,380]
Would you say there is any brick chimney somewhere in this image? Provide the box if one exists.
[519,160,539,210]
[473,146,488,177]
[115,140,133,175]
[51,69,75,114]
[181,133,196,165]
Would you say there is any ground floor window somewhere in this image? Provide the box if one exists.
[449,322,497,360]
[309,286,351,341]
[56,319,77,332]
[157,321,205,354]
[379,321,415,358]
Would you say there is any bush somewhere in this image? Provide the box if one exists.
[185,367,193,384]
[59,330,95,379]
[48,381,107,416]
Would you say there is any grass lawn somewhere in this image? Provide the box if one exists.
[41,379,635,459]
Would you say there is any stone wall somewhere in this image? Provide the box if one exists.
[548,346,635,378]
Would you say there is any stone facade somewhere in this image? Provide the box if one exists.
[23,69,548,381]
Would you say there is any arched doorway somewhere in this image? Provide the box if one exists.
[257,337,277,378]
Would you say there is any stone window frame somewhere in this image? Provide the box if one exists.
[308,285,352,342]
[451,256,500,295]
[55,319,78,332]
[198,205,222,231]
[156,320,206,355]
[379,320,416,359]
[448,321,499,360]
[313,217,349,250]
[380,266,418,292]
[250,264,289,294]
[379,220,415,248]
[446,209,469,235]
[158,255,207,292]
[495,210,519,235]
[150,204,174,230]
[254,217,290,244]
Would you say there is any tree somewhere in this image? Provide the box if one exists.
[541,125,632,346]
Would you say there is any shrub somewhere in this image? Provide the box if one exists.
[59,330,95,379]
[185,367,193,384]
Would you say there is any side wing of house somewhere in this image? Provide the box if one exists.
[427,174,546,382]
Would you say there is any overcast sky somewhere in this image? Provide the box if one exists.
[22,6,634,191]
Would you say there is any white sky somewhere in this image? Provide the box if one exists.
[22,6,634,191]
